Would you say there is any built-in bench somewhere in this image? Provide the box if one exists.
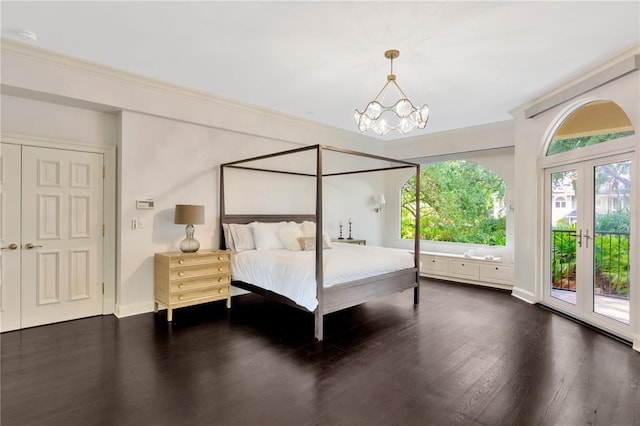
[419,251,513,290]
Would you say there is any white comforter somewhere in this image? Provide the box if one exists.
[231,242,415,311]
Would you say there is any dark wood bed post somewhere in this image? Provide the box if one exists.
[414,164,421,305]
[315,146,324,341]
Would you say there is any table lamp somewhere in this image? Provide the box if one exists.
[174,204,205,253]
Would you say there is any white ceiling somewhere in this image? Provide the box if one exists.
[1,1,639,141]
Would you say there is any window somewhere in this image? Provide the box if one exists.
[547,100,634,156]
[555,197,567,208]
[401,160,506,245]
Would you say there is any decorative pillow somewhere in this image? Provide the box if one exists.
[222,223,236,252]
[300,221,316,237]
[229,223,255,252]
[299,221,332,248]
[298,236,332,251]
[278,223,304,251]
[251,221,287,250]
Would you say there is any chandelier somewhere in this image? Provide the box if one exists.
[354,50,429,136]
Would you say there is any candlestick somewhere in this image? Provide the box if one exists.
[347,220,353,240]
[338,223,344,239]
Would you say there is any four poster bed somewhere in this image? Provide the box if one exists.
[219,144,421,341]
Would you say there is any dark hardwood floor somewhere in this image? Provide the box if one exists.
[2,279,639,426]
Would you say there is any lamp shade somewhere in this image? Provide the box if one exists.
[378,194,386,205]
[174,204,205,225]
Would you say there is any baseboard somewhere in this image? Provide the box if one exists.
[511,286,536,304]
[102,296,116,315]
[114,301,155,318]
[115,292,247,318]
[634,334,640,353]
[231,286,249,297]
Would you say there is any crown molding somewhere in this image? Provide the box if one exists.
[510,42,640,117]
[1,38,376,143]
[388,120,514,148]
[1,38,240,108]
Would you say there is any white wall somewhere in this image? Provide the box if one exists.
[1,95,118,145]
[1,40,389,317]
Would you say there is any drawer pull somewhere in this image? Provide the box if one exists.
[432,260,436,263]
[178,272,184,277]
[461,263,465,267]
[179,295,184,301]
[495,267,499,270]
[179,284,184,289]
[218,288,224,293]
[218,267,223,272]
[218,255,224,261]
[218,277,224,283]
[178,260,184,265]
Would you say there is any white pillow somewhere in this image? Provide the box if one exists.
[299,221,332,248]
[222,223,236,251]
[278,223,304,251]
[322,231,333,248]
[251,221,287,250]
[229,223,255,252]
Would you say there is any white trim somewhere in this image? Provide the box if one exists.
[1,39,367,141]
[525,55,640,118]
[0,132,117,317]
[102,146,117,315]
[510,43,640,118]
[511,286,536,304]
[1,132,115,153]
[633,334,640,352]
[115,301,155,318]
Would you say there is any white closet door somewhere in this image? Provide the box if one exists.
[0,144,22,332]
[21,146,104,328]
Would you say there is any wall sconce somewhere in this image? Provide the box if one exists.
[174,204,205,253]
[373,194,386,213]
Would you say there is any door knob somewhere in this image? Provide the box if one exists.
[1,243,18,250]
[24,243,43,250]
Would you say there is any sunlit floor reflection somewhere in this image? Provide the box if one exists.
[551,289,630,324]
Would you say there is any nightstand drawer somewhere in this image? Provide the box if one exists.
[169,275,230,292]
[170,286,229,303]
[169,252,230,267]
[169,263,230,280]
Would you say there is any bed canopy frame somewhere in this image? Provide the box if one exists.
[220,144,421,341]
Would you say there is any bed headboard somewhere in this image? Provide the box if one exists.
[220,214,316,250]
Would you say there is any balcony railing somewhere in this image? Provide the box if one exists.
[551,229,630,299]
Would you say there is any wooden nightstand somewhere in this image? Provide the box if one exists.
[332,239,367,245]
[154,250,231,321]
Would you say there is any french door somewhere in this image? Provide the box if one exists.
[544,153,633,338]
[1,144,104,332]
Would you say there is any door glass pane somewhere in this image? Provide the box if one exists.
[550,170,577,305]
[593,161,630,324]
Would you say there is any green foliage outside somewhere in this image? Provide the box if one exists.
[547,131,634,155]
[551,210,630,297]
[401,161,506,245]
[594,210,630,296]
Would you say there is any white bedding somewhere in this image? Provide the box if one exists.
[231,242,415,311]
